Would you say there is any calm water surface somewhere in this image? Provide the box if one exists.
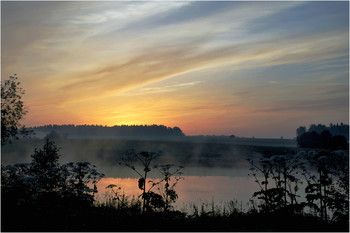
[95,167,258,210]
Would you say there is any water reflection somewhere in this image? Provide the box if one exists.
[96,175,257,210]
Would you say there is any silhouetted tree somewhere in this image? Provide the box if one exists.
[2,139,104,209]
[329,124,349,140]
[297,131,320,148]
[296,126,306,137]
[30,138,63,193]
[309,124,328,134]
[296,124,349,149]
[297,129,348,149]
[330,135,348,150]
[320,130,332,149]
[1,74,31,145]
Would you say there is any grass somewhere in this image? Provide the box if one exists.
[3,195,348,232]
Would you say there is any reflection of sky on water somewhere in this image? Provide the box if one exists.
[96,175,258,210]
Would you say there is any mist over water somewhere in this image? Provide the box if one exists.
[1,136,295,167]
[2,136,298,208]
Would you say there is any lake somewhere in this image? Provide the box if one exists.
[95,167,258,211]
[2,137,299,212]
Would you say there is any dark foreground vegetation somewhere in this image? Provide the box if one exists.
[3,202,346,232]
[2,138,349,231]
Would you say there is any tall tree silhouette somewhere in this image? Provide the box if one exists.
[1,74,31,145]
[30,138,63,193]
[2,139,104,209]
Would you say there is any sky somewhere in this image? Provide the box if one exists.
[2,1,349,138]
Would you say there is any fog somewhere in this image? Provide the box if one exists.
[1,136,296,178]
[0,136,331,212]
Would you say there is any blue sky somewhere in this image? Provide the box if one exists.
[2,1,349,137]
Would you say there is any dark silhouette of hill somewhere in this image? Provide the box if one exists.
[29,124,185,139]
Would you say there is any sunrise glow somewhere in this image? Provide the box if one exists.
[2,1,349,137]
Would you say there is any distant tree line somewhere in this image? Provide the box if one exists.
[30,124,185,139]
[296,123,349,149]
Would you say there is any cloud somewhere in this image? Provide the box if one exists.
[69,2,189,25]
[256,96,348,113]
[2,2,348,136]
[51,29,347,106]
[135,81,202,95]
[5,1,344,107]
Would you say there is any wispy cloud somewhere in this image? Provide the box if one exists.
[72,2,188,24]
[256,96,348,113]
[138,81,202,94]
[2,1,348,137]
[53,30,347,105]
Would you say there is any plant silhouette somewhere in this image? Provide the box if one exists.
[248,150,349,224]
[120,150,163,213]
[152,164,184,212]
[302,151,349,222]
